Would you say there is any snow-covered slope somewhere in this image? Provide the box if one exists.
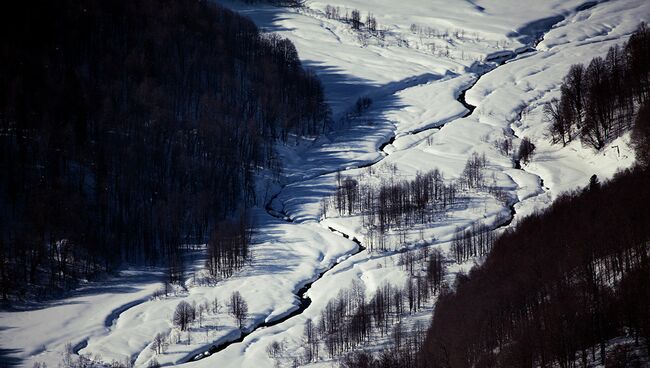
[1,0,647,367]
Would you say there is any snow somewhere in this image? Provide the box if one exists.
[1,0,648,367]
[0,269,165,367]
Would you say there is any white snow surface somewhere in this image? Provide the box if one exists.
[1,0,647,367]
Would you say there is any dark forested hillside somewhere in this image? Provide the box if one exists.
[419,133,650,367]
[0,0,328,301]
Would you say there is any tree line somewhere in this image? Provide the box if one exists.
[452,221,497,264]
[206,214,252,280]
[545,23,649,150]
[321,168,459,252]
[0,0,328,301]
[323,5,379,35]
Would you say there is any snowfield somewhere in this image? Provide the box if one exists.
[1,0,648,367]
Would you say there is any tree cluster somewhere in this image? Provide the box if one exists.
[323,5,379,35]
[228,291,249,329]
[297,248,446,364]
[420,166,650,367]
[322,169,458,252]
[451,221,496,263]
[166,293,245,348]
[206,215,252,280]
[0,0,328,301]
[632,100,650,167]
[324,5,342,20]
[545,23,650,149]
[340,332,427,368]
[459,152,488,189]
[351,10,362,31]
[517,137,536,166]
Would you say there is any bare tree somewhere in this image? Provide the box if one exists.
[173,301,195,331]
[304,318,319,362]
[517,137,535,165]
[366,13,377,33]
[229,291,249,329]
[544,98,572,146]
[582,57,614,149]
[197,302,206,327]
[150,333,168,354]
[212,297,221,314]
[461,153,488,189]
[266,340,284,359]
[351,10,361,30]
[563,64,586,128]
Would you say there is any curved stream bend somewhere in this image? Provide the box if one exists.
[183,230,365,363]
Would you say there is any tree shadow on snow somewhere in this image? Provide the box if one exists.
[0,327,22,367]
[508,15,565,45]
[5,268,165,312]
[282,59,452,183]
[214,0,296,33]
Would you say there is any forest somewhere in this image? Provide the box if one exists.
[417,94,650,367]
[422,169,650,367]
[0,0,328,301]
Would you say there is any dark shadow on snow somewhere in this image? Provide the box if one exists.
[0,348,22,367]
[508,15,566,45]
